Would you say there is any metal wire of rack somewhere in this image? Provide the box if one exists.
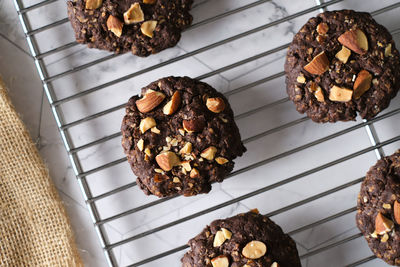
[13,0,400,266]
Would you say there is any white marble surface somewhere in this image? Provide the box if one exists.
[2,0,400,266]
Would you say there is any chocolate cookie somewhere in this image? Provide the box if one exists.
[285,10,400,123]
[121,77,246,197]
[181,210,301,267]
[356,150,400,265]
[67,0,193,57]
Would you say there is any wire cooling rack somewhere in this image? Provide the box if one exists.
[13,0,400,266]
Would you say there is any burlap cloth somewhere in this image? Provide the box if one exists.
[0,78,83,266]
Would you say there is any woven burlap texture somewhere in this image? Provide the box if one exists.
[0,78,83,267]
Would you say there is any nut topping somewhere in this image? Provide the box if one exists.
[85,0,102,9]
[296,74,306,84]
[183,119,205,133]
[124,3,144,24]
[242,240,267,259]
[141,20,157,38]
[150,127,160,134]
[335,46,351,64]
[250,208,259,214]
[206,97,226,113]
[143,0,156,3]
[139,117,156,133]
[375,212,394,235]
[385,43,392,57]
[136,90,166,113]
[181,161,192,172]
[338,29,368,55]
[179,142,192,154]
[163,91,181,115]
[215,157,229,165]
[314,87,325,102]
[211,255,229,267]
[137,139,144,151]
[394,201,400,224]
[304,51,330,75]
[155,151,181,171]
[107,15,123,37]
[271,263,279,267]
[316,22,329,35]
[381,233,389,242]
[353,70,372,99]
[213,228,232,247]
[200,146,217,160]
[329,85,353,102]
[310,82,324,102]
[190,168,199,178]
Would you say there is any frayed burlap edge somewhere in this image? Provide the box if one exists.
[0,77,83,267]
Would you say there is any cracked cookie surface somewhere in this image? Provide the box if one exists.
[67,0,193,56]
[357,150,400,265]
[285,10,400,123]
[181,210,301,267]
[121,76,246,197]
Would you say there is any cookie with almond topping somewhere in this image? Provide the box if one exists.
[67,0,193,57]
[356,150,400,265]
[121,76,246,197]
[285,10,400,123]
[181,210,301,267]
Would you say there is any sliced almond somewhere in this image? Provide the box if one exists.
[338,29,368,55]
[394,200,400,224]
[271,263,279,267]
[139,117,156,133]
[304,51,330,75]
[107,15,123,37]
[141,20,157,38]
[143,0,156,3]
[335,46,351,64]
[215,157,229,165]
[179,142,192,154]
[375,212,394,235]
[137,139,144,151]
[123,3,144,24]
[211,255,229,267]
[163,91,181,115]
[206,97,226,113]
[353,70,372,99]
[183,119,205,133]
[85,0,102,9]
[329,85,353,102]
[316,22,329,35]
[242,240,267,259]
[201,146,217,160]
[155,151,181,171]
[190,168,199,178]
[136,91,166,113]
